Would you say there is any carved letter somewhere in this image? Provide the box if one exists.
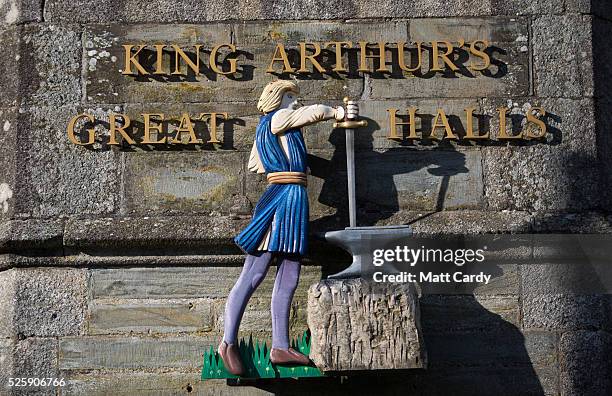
[122,44,149,75]
[199,112,228,144]
[153,44,166,74]
[430,109,457,139]
[323,41,352,72]
[109,113,136,145]
[464,107,489,139]
[358,42,390,73]
[497,107,522,139]
[171,45,202,75]
[387,108,418,139]
[431,41,459,72]
[210,43,238,75]
[524,107,547,139]
[67,113,95,145]
[172,113,202,144]
[468,40,491,72]
[298,42,325,73]
[397,41,423,73]
[267,44,295,73]
[142,113,167,144]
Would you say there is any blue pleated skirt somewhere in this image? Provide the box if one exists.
[234,183,309,256]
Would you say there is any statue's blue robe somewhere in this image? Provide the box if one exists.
[234,110,309,256]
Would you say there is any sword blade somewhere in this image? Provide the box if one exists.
[346,127,356,228]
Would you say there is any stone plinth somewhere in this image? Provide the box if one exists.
[307,279,426,371]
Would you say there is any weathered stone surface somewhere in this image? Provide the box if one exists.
[11,106,122,219]
[88,299,216,335]
[384,210,534,234]
[308,279,426,370]
[357,149,483,211]
[425,330,557,368]
[63,373,272,396]
[122,151,246,216]
[2,25,82,108]
[491,0,562,16]
[0,29,20,107]
[64,215,247,250]
[12,268,87,337]
[90,267,244,299]
[13,338,59,388]
[303,99,484,150]
[89,265,321,335]
[0,338,13,394]
[420,295,520,333]
[90,263,317,294]
[560,330,612,396]
[45,0,498,23]
[533,15,593,98]
[566,0,612,20]
[0,219,64,251]
[0,0,41,25]
[482,97,599,211]
[522,293,606,331]
[59,336,217,370]
[532,212,612,233]
[0,269,16,336]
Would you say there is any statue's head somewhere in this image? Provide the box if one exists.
[257,80,300,113]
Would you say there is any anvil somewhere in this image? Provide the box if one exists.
[324,98,413,279]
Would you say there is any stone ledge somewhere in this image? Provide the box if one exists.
[1,211,611,256]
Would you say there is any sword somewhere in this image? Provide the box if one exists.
[333,97,367,228]
[325,98,413,279]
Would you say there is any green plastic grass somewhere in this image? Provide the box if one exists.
[201,330,323,380]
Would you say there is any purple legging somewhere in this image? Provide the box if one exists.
[223,252,301,349]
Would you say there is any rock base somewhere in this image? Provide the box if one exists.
[307,279,426,371]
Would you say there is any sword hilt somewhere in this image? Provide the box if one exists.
[333,97,368,129]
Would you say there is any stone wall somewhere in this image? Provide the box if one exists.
[1,0,611,395]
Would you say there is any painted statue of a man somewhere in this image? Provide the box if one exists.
[218,80,358,375]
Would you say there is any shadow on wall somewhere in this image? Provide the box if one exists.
[307,120,470,232]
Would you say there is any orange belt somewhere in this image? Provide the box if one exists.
[267,171,307,187]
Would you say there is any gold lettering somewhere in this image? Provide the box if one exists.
[430,109,457,139]
[67,113,95,145]
[199,112,228,144]
[397,41,423,73]
[497,107,522,139]
[172,113,202,144]
[431,41,459,72]
[358,42,390,73]
[122,44,149,75]
[298,42,325,73]
[524,107,547,139]
[109,113,136,145]
[267,44,295,73]
[387,108,418,139]
[210,43,238,75]
[142,113,166,144]
[469,40,491,71]
[153,44,166,74]
[171,45,202,75]
[464,107,489,139]
[323,41,352,72]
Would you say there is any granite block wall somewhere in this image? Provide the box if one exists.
[0,0,611,394]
